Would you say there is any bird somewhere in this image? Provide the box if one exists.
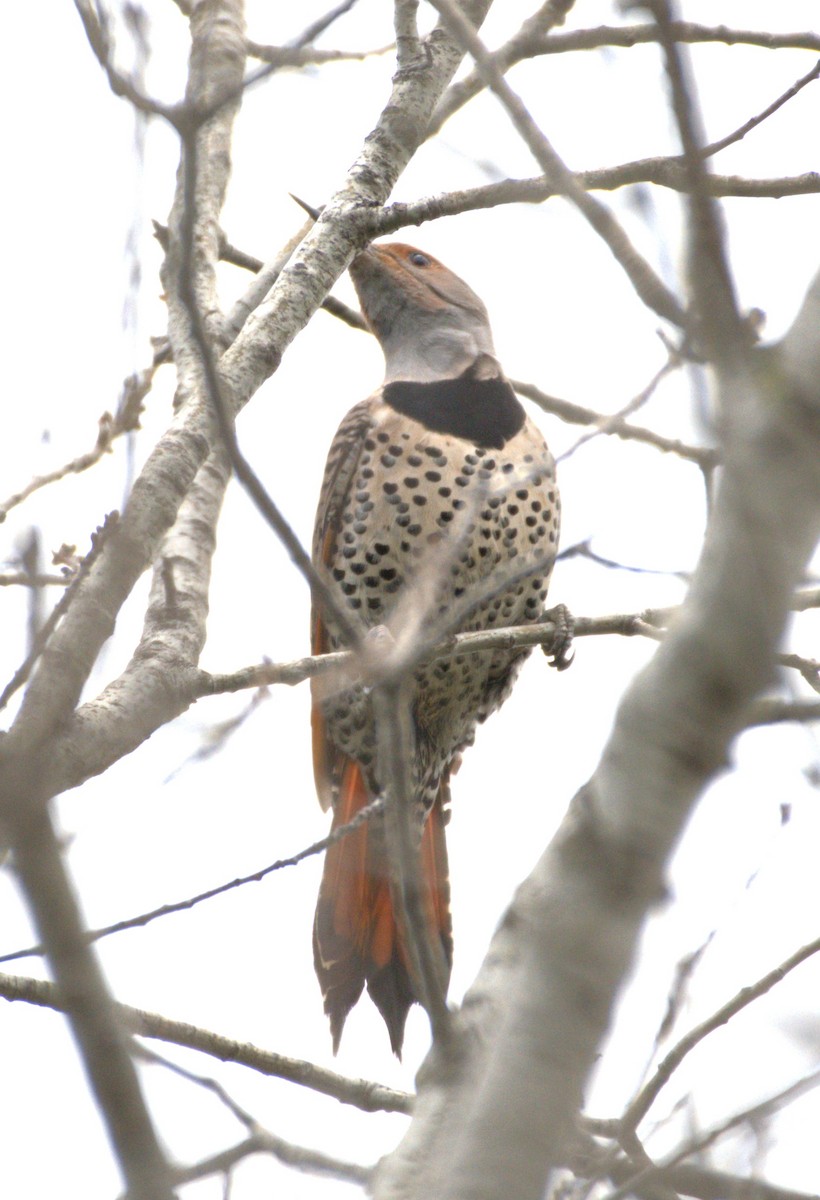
[310,241,563,1056]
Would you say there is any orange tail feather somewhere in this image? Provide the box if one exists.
[313,759,452,1056]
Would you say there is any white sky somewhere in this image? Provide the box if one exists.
[2,2,820,1196]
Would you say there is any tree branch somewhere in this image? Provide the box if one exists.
[429,20,820,134]
[426,0,687,329]
[0,971,412,1115]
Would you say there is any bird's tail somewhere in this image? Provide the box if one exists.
[313,757,452,1057]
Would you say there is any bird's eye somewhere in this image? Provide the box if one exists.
[409,251,430,267]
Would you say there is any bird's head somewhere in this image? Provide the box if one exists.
[350,242,498,383]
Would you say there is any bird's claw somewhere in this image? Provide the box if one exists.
[541,603,575,671]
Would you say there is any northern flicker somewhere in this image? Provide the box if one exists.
[310,242,562,1055]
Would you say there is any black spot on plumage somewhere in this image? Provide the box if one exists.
[383,372,526,450]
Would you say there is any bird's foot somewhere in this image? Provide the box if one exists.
[541,604,575,671]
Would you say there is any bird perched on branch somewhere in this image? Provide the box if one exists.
[310,241,565,1056]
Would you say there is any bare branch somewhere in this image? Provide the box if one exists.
[428,0,578,134]
[0,573,67,588]
[73,0,177,119]
[0,6,248,1196]
[513,379,718,468]
[779,652,820,693]
[430,21,820,134]
[702,57,820,159]
[556,354,681,464]
[170,1132,371,1189]
[0,795,386,965]
[621,934,820,1133]
[426,0,687,329]
[244,40,389,67]
[0,971,412,1115]
[645,0,749,367]
[603,1067,820,1200]
[287,0,361,50]
[371,168,820,240]
[136,1042,374,1188]
[793,586,820,611]
[558,541,689,582]
[0,366,152,523]
[574,1134,820,1200]
[6,810,175,1200]
[535,22,820,56]
[0,513,118,714]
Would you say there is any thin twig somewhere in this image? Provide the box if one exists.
[170,1132,371,1188]
[702,58,820,160]
[371,169,820,240]
[643,0,749,366]
[556,355,681,463]
[429,21,820,135]
[0,796,386,964]
[288,0,360,49]
[513,378,718,467]
[0,573,68,588]
[602,1067,820,1200]
[0,369,152,523]
[0,513,120,713]
[558,540,690,581]
[622,933,820,1131]
[73,0,177,119]
[425,0,688,329]
[0,971,412,1114]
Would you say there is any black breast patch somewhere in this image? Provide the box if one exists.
[383,375,526,450]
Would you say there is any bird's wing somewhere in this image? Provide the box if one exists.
[310,396,377,810]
